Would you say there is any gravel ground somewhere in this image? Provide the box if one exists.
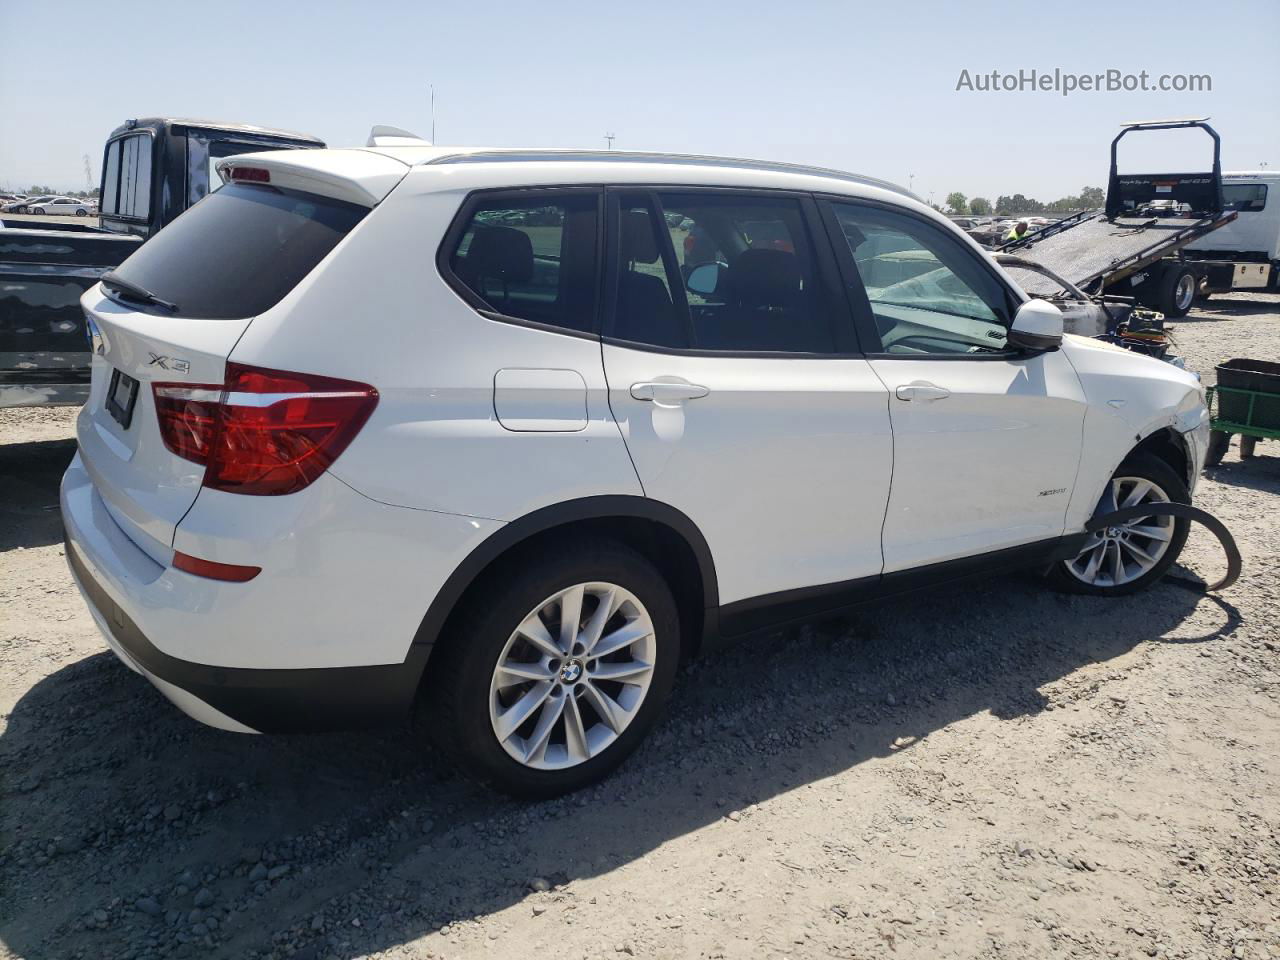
[1,293,1277,960]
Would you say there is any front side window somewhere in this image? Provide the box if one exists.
[1223,183,1268,213]
[447,193,599,333]
[610,192,836,353]
[831,202,1013,355]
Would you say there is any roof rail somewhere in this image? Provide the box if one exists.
[424,149,914,199]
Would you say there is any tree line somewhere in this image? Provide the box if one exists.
[943,186,1105,217]
[14,185,101,198]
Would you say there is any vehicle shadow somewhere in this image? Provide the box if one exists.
[1180,294,1280,321]
[1204,450,1280,491]
[0,438,77,551]
[0,566,1237,959]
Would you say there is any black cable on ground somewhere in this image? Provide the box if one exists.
[1084,503,1241,592]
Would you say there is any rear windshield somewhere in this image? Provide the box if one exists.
[108,182,367,319]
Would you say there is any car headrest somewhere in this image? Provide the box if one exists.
[841,223,867,251]
[466,225,534,282]
[727,248,802,307]
[620,210,660,264]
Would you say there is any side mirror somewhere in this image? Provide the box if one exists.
[1008,298,1064,352]
[685,261,725,297]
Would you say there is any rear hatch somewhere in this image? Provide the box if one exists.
[76,154,403,561]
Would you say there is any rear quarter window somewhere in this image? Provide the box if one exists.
[107,183,367,319]
[444,192,599,334]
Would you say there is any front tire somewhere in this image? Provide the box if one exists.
[424,538,681,797]
[1048,452,1190,596]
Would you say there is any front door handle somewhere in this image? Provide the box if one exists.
[895,381,951,402]
[630,381,711,405]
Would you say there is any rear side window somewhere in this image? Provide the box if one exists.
[108,183,367,319]
[609,191,837,354]
[100,133,152,220]
[446,193,599,334]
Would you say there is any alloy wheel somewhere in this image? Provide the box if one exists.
[1065,476,1175,587]
[1175,273,1196,313]
[489,582,656,770]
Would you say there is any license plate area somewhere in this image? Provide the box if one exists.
[105,369,139,429]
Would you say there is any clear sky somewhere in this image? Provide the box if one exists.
[2,0,1277,202]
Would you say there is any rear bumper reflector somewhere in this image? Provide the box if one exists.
[173,551,262,582]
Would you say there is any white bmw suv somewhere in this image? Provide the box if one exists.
[62,144,1210,796]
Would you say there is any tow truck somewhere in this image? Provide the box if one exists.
[1000,118,1239,318]
[0,118,323,407]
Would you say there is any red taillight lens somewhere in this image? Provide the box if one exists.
[153,364,378,496]
[225,165,270,184]
[173,551,262,582]
[153,384,223,465]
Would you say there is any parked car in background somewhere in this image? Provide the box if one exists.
[63,143,1210,798]
[28,196,95,216]
[2,194,56,213]
[0,117,324,407]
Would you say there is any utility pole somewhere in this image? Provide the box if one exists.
[909,173,915,193]
[430,85,436,143]
[83,154,93,193]
[604,132,616,150]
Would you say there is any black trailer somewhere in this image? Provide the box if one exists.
[999,119,1238,318]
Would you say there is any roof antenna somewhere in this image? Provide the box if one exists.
[604,132,616,150]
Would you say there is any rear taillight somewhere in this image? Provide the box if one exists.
[153,363,378,496]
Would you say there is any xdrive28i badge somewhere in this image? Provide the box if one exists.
[147,353,190,374]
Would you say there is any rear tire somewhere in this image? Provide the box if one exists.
[31,207,45,215]
[422,537,681,798]
[1047,452,1190,596]
[1155,265,1197,318]
[76,208,87,217]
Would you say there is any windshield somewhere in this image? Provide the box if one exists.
[107,182,367,319]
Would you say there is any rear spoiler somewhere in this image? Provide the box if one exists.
[1105,118,1223,219]
[215,149,410,207]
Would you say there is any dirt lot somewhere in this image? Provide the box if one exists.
[1,295,1277,960]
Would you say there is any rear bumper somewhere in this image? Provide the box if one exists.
[65,541,427,731]
[59,451,495,733]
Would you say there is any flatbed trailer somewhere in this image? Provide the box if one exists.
[999,119,1238,317]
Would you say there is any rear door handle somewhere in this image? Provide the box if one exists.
[895,382,951,402]
[630,381,710,405]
